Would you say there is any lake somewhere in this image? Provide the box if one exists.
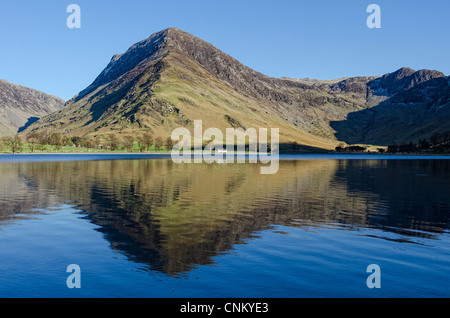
[0,154,449,298]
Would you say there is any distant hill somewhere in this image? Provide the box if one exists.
[0,79,64,137]
[22,28,449,149]
[330,68,450,145]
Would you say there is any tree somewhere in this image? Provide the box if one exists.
[430,132,443,148]
[7,134,23,154]
[141,132,153,152]
[417,139,430,150]
[387,144,399,153]
[0,137,5,152]
[346,145,366,152]
[430,131,450,150]
[71,136,83,148]
[165,137,174,151]
[122,136,135,152]
[26,132,40,153]
[92,138,101,150]
[63,136,74,147]
[81,137,94,150]
[107,134,120,151]
[398,142,415,153]
[136,135,147,152]
[48,133,63,152]
[37,131,49,151]
[154,136,163,151]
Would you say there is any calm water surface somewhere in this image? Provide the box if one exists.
[0,154,449,297]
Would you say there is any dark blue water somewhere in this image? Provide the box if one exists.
[0,153,449,163]
[0,155,449,297]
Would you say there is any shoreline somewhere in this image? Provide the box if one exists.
[0,150,449,156]
[0,152,449,164]
[0,152,171,155]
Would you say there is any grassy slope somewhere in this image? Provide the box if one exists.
[145,52,340,148]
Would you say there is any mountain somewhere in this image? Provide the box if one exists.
[0,79,64,136]
[23,28,449,148]
[331,68,450,145]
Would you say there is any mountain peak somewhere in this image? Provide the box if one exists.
[75,27,253,101]
[75,29,172,100]
[75,27,204,101]
[164,26,182,32]
[390,67,445,82]
[395,67,416,75]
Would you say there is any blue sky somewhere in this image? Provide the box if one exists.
[0,0,448,101]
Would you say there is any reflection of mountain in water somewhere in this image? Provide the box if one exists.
[334,160,450,236]
[1,159,449,275]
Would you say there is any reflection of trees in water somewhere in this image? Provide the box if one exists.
[1,159,449,275]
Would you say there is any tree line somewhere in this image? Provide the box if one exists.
[386,130,450,154]
[335,145,367,152]
[333,130,450,154]
[0,131,175,154]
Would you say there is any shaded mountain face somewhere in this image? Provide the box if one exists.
[331,69,450,145]
[24,27,449,148]
[0,80,65,136]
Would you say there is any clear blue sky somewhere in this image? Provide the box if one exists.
[0,0,448,101]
